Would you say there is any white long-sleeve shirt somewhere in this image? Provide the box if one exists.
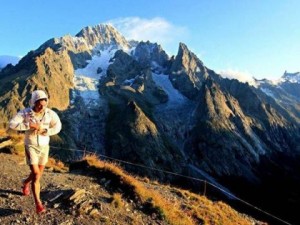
[9,108,62,146]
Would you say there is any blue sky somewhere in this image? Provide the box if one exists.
[1,0,299,80]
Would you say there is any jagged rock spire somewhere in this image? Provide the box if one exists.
[168,42,208,99]
[171,42,204,72]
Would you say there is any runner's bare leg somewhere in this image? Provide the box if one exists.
[30,164,45,205]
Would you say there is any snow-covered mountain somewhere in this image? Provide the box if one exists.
[254,71,300,101]
[255,71,300,86]
[281,71,300,83]
[219,70,300,100]
[73,46,117,106]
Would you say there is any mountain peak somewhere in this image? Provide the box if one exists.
[282,71,300,83]
[133,41,169,68]
[178,42,188,51]
[173,43,203,71]
[75,23,130,49]
[178,42,195,57]
[76,24,116,37]
[167,42,209,99]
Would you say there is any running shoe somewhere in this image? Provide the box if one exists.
[36,203,46,214]
[22,180,30,196]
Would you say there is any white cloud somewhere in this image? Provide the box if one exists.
[219,69,256,85]
[106,17,188,55]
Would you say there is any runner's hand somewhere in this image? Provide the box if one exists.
[29,122,40,130]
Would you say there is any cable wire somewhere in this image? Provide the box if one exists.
[49,145,292,225]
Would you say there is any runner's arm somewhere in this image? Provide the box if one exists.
[9,111,30,131]
[47,111,62,136]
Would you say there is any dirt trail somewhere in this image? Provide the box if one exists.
[0,153,160,225]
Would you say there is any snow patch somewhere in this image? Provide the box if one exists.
[263,72,300,85]
[282,72,300,83]
[127,46,136,55]
[73,47,116,106]
[260,88,275,98]
[152,73,187,107]
[123,78,135,86]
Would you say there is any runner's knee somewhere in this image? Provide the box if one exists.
[32,171,41,181]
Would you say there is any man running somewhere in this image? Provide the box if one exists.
[9,90,62,213]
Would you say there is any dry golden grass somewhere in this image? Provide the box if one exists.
[11,143,25,156]
[0,129,25,155]
[0,129,7,136]
[80,154,262,225]
[173,189,255,225]
[1,129,24,144]
[111,193,124,208]
[46,157,68,173]
[141,177,150,183]
[82,154,195,225]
